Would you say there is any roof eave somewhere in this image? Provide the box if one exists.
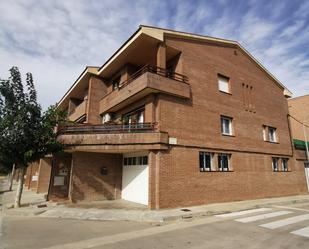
[57,66,99,109]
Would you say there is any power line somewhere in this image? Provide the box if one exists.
[288,114,309,128]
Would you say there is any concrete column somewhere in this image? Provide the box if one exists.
[148,150,160,209]
[212,153,219,171]
[36,158,52,193]
[145,94,157,123]
[29,162,39,190]
[26,164,33,189]
[86,76,108,124]
[156,42,166,70]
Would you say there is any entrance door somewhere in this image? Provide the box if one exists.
[122,154,148,205]
[49,153,72,199]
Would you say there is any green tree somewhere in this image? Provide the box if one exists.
[0,67,66,207]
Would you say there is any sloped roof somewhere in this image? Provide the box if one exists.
[58,25,293,108]
[57,66,99,109]
[97,25,292,97]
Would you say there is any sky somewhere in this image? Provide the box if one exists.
[0,0,309,109]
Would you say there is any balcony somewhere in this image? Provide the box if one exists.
[99,65,190,113]
[57,123,169,152]
[68,100,87,122]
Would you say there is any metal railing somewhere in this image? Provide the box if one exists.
[57,122,156,135]
[119,65,188,89]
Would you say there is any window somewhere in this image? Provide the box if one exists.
[272,157,279,171]
[112,76,121,90]
[263,126,278,143]
[282,158,288,171]
[221,116,233,135]
[123,107,145,125]
[218,154,231,171]
[273,157,289,172]
[218,74,230,93]
[262,126,267,141]
[123,155,148,166]
[268,127,277,142]
[199,152,213,172]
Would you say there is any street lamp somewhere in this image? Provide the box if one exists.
[302,114,309,192]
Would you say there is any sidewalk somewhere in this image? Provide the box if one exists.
[2,179,309,223]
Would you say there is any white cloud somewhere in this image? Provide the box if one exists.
[0,0,308,110]
[280,20,305,37]
[0,0,158,108]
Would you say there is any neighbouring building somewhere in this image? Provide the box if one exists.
[46,25,308,209]
[288,95,309,191]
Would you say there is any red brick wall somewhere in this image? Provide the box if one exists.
[86,76,107,124]
[70,152,123,202]
[288,95,309,141]
[155,147,307,209]
[162,37,292,156]
[37,158,52,193]
[147,37,307,209]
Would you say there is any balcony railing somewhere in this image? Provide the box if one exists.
[119,65,188,89]
[57,122,156,135]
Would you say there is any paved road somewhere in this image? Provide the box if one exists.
[1,178,309,249]
[97,205,309,249]
[1,204,309,249]
[1,216,154,249]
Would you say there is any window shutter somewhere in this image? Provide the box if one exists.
[218,75,229,93]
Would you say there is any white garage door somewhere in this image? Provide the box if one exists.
[122,154,148,205]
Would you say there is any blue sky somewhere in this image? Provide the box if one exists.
[0,0,309,108]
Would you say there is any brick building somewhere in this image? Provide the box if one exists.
[288,95,309,191]
[47,25,308,209]
[23,158,52,194]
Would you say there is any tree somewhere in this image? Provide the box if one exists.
[0,67,66,207]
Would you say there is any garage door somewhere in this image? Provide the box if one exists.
[122,154,148,205]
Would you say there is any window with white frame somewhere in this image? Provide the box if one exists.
[268,127,277,142]
[221,116,233,135]
[199,152,213,172]
[218,154,231,171]
[218,74,230,93]
[272,157,279,171]
[282,158,289,171]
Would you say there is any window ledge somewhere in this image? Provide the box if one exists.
[264,140,279,144]
[222,133,235,137]
[267,141,279,144]
[273,170,291,172]
[200,170,234,173]
[219,90,232,95]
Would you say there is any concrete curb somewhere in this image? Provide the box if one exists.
[3,195,309,223]
[2,180,309,223]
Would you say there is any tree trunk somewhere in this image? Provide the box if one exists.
[14,166,26,208]
[8,164,16,191]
